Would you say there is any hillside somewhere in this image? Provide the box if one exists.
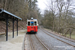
[0,21,26,33]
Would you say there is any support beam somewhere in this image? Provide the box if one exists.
[12,17,14,38]
[6,16,8,41]
[17,19,18,36]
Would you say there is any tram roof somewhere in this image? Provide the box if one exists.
[27,19,37,21]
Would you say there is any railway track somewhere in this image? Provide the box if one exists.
[41,29,75,47]
[27,34,49,50]
[35,35,49,50]
[44,29,75,43]
[29,35,35,50]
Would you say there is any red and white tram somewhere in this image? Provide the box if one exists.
[27,18,38,33]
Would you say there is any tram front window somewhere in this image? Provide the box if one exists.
[31,21,34,26]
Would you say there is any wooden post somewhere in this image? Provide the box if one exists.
[12,17,14,38]
[6,16,8,41]
[17,19,18,36]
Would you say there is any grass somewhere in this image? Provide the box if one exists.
[54,30,75,40]
[71,34,75,40]
[61,29,75,40]
[66,34,75,40]
[45,28,75,40]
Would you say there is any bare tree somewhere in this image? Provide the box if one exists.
[55,0,65,32]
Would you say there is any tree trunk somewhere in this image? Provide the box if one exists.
[65,29,70,37]
[69,28,73,39]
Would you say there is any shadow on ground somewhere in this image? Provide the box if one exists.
[26,32,37,35]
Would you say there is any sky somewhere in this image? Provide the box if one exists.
[36,0,47,14]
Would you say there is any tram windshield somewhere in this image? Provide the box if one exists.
[31,21,34,26]
[27,21,38,26]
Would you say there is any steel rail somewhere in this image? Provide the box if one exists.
[23,33,26,50]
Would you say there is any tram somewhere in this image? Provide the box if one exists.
[27,18,38,33]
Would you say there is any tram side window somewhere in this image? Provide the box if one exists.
[28,22,30,26]
[35,22,37,25]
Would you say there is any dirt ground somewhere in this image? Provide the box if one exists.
[0,30,26,50]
